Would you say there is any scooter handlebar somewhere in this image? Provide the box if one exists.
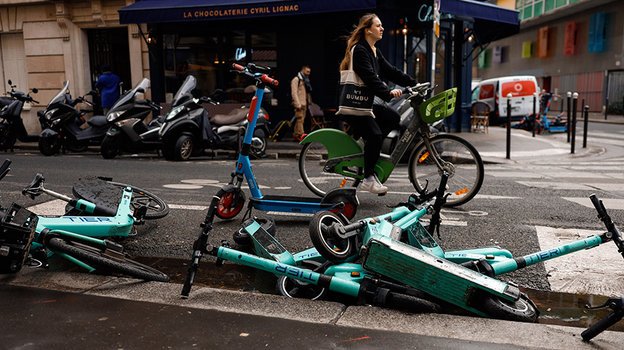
[261,74,278,86]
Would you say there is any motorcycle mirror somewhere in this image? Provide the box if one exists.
[7,80,11,85]
[31,88,38,94]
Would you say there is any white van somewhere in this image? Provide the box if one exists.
[472,76,539,125]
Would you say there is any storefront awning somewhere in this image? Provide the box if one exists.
[441,0,520,44]
[119,0,376,24]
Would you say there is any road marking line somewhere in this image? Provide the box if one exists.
[534,225,624,296]
[163,184,204,189]
[516,181,593,190]
[169,204,209,211]
[26,199,66,216]
[563,197,624,210]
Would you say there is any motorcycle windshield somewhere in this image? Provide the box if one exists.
[47,81,70,108]
[109,78,150,111]
[172,76,196,107]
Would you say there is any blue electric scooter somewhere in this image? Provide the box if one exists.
[212,63,358,237]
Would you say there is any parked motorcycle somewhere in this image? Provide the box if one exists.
[37,81,107,156]
[158,75,269,161]
[0,80,39,151]
[100,78,162,159]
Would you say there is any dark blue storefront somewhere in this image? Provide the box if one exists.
[119,0,518,131]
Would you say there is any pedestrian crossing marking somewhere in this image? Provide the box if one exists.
[562,197,624,210]
[516,181,592,190]
[534,225,624,296]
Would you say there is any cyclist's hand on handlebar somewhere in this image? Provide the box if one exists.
[390,89,402,99]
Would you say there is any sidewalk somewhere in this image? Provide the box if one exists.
[2,268,623,349]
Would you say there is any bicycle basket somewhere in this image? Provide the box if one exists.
[419,88,457,124]
[0,203,38,274]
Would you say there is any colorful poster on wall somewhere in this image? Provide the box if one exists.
[588,12,606,53]
[522,41,532,58]
[536,26,549,58]
[564,21,577,55]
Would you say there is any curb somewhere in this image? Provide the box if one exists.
[3,269,624,349]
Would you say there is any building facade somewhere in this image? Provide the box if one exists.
[476,0,623,113]
[0,0,149,133]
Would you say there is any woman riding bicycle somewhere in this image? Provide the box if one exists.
[337,13,417,195]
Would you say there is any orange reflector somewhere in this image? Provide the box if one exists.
[339,179,347,188]
[351,272,360,277]
[418,152,430,163]
[237,163,242,170]
[455,188,469,195]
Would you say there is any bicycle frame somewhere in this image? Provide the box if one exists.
[301,87,456,183]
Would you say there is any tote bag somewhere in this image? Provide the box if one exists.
[336,45,374,117]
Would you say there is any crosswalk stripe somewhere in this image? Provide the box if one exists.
[562,197,624,210]
[516,181,592,190]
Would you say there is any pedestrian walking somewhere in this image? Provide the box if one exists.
[95,64,121,115]
[290,65,312,141]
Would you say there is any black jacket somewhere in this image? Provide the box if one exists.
[352,40,417,102]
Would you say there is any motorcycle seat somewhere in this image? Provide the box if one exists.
[87,115,107,128]
[210,109,247,126]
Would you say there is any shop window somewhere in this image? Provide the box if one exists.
[545,0,555,12]
[162,30,277,102]
[536,26,549,58]
[588,12,606,53]
[533,1,543,17]
[563,21,577,55]
[522,41,532,58]
[492,46,503,64]
[555,0,567,7]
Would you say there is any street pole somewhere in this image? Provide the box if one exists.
[532,93,536,137]
[571,92,578,154]
[566,91,571,143]
[431,0,440,88]
[583,104,589,148]
[506,93,511,159]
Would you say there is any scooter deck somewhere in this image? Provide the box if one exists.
[362,236,520,317]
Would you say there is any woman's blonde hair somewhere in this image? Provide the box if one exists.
[339,13,378,71]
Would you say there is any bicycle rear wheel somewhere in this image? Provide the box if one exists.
[408,134,484,207]
[46,237,170,282]
[299,142,361,197]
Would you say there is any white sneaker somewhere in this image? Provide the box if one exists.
[360,175,388,195]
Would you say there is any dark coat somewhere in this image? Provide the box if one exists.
[352,40,417,102]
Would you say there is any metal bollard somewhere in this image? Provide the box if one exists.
[583,105,589,148]
[571,92,578,154]
[566,92,571,143]
[532,94,536,137]
[605,97,608,120]
[507,93,511,159]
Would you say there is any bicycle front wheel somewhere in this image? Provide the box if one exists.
[106,181,170,219]
[408,134,484,207]
[46,237,170,282]
[299,142,361,197]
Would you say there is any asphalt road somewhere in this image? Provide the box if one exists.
[1,121,624,295]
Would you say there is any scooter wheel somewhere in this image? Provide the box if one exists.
[478,292,539,323]
[215,187,246,220]
[276,261,327,300]
[309,211,355,263]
